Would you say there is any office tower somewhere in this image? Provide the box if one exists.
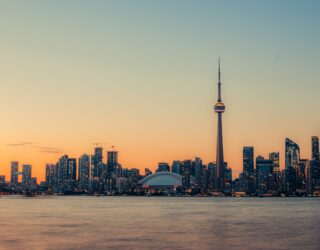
[309,136,320,194]
[214,59,226,192]
[107,150,118,173]
[243,147,254,194]
[269,152,280,192]
[181,160,192,190]
[207,162,216,191]
[194,157,203,180]
[171,161,182,175]
[67,158,77,191]
[45,163,58,191]
[157,162,170,172]
[57,155,69,193]
[224,163,233,194]
[297,159,308,192]
[116,177,127,193]
[78,154,90,193]
[255,156,274,195]
[269,152,280,174]
[10,161,19,187]
[125,168,140,192]
[22,164,32,190]
[285,138,300,194]
[92,147,103,178]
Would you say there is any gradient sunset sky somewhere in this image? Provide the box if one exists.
[1,0,320,181]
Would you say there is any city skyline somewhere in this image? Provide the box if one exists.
[1,1,320,182]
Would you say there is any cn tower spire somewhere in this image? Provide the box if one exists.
[218,58,222,102]
[214,58,226,193]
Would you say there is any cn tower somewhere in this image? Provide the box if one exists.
[214,59,226,192]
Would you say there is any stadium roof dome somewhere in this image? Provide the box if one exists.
[138,172,182,187]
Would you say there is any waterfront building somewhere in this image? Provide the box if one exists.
[255,156,273,195]
[309,136,320,194]
[157,162,170,172]
[45,163,58,192]
[22,164,32,190]
[116,177,127,193]
[107,150,118,174]
[78,154,90,193]
[285,138,300,194]
[10,161,19,187]
[297,159,308,193]
[92,147,103,178]
[171,161,182,175]
[269,152,281,192]
[243,146,254,195]
[138,172,182,193]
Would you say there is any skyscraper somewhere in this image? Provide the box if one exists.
[214,59,226,192]
[157,162,170,172]
[92,147,103,178]
[107,150,118,173]
[10,161,19,187]
[269,152,280,192]
[255,156,274,195]
[243,147,254,194]
[22,164,32,190]
[78,154,90,193]
[309,136,320,194]
[45,163,58,192]
[285,138,300,194]
[57,155,69,193]
[67,158,77,192]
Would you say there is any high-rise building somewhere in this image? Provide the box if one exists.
[171,161,182,175]
[107,150,118,173]
[92,147,103,178]
[78,154,90,193]
[243,147,254,194]
[285,138,300,194]
[255,156,273,195]
[269,152,281,193]
[10,161,19,187]
[269,152,280,174]
[297,159,308,192]
[224,163,233,194]
[207,162,216,191]
[309,136,320,194]
[214,59,226,192]
[67,158,77,191]
[45,163,58,191]
[57,155,69,193]
[157,162,170,172]
[181,160,192,190]
[22,164,32,190]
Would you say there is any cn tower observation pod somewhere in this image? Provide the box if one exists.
[138,172,182,187]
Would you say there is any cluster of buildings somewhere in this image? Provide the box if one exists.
[1,136,319,196]
[234,137,320,196]
[1,62,319,196]
[0,147,232,195]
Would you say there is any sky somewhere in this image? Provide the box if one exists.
[0,0,320,181]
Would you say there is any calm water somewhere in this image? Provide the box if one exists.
[0,197,319,250]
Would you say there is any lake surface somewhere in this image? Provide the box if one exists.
[0,197,319,250]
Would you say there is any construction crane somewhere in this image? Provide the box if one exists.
[92,142,107,147]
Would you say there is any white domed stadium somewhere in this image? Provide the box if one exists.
[138,172,182,188]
